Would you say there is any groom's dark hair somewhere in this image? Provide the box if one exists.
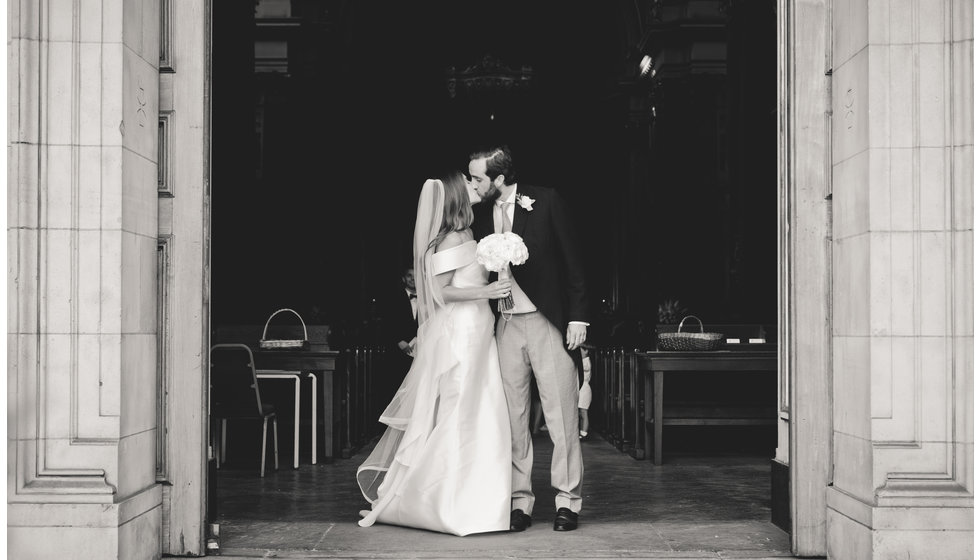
[470,145,518,186]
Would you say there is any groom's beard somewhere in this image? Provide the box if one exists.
[482,185,502,203]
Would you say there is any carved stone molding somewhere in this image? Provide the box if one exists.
[862,0,970,494]
[13,0,116,496]
[9,0,166,499]
[156,235,173,482]
[158,111,175,197]
[160,0,175,72]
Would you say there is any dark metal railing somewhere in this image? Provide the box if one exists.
[338,346,387,458]
[591,347,641,457]
[341,345,648,460]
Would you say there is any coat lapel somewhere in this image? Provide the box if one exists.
[512,204,529,237]
[511,188,531,238]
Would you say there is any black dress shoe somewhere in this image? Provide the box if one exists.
[510,509,532,532]
[553,507,578,531]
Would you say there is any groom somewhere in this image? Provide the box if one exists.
[469,146,589,532]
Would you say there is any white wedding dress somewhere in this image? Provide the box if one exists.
[356,240,512,536]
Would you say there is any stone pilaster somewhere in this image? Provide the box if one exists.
[8,0,162,558]
[828,0,973,557]
[777,0,834,552]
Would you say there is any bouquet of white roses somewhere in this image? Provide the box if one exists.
[476,232,529,311]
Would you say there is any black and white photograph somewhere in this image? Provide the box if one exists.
[6,0,975,558]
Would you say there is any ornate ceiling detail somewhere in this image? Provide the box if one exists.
[446,55,533,99]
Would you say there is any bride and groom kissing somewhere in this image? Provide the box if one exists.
[356,146,589,536]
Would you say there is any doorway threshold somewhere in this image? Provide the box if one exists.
[212,439,791,559]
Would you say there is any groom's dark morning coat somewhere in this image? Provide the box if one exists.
[471,184,590,333]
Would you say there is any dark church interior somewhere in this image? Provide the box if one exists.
[211,0,776,335]
[208,1,784,554]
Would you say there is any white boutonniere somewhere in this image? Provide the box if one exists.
[516,194,535,211]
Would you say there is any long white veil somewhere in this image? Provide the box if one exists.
[356,179,446,509]
[412,179,445,329]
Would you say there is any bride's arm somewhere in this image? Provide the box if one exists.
[434,233,511,303]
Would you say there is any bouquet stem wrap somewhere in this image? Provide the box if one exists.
[497,268,514,312]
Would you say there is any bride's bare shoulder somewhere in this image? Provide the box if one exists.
[435,229,474,253]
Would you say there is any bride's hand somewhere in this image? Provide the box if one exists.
[485,279,512,300]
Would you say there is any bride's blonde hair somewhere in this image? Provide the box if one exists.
[428,170,473,251]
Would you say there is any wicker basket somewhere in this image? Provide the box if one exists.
[657,315,724,351]
[258,308,309,350]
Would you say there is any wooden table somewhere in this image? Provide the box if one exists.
[252,349,339,461]
[635,347,777,465]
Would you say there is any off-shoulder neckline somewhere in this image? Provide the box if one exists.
[434,239,476,254]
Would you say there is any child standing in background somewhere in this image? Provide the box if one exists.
[532,345,593,439]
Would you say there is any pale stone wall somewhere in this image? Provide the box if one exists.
[6,0,973,558]
[7,0,163,558]
[828,0,974,558]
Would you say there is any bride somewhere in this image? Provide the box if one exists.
[356,170,514,536]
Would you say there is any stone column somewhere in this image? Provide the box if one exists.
[828,0,973,557]
[8,1,162,558]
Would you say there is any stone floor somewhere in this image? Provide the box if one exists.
[212,435,792,559]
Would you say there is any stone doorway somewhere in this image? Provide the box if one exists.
[10,0,972,557]
[187,0,824,557]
